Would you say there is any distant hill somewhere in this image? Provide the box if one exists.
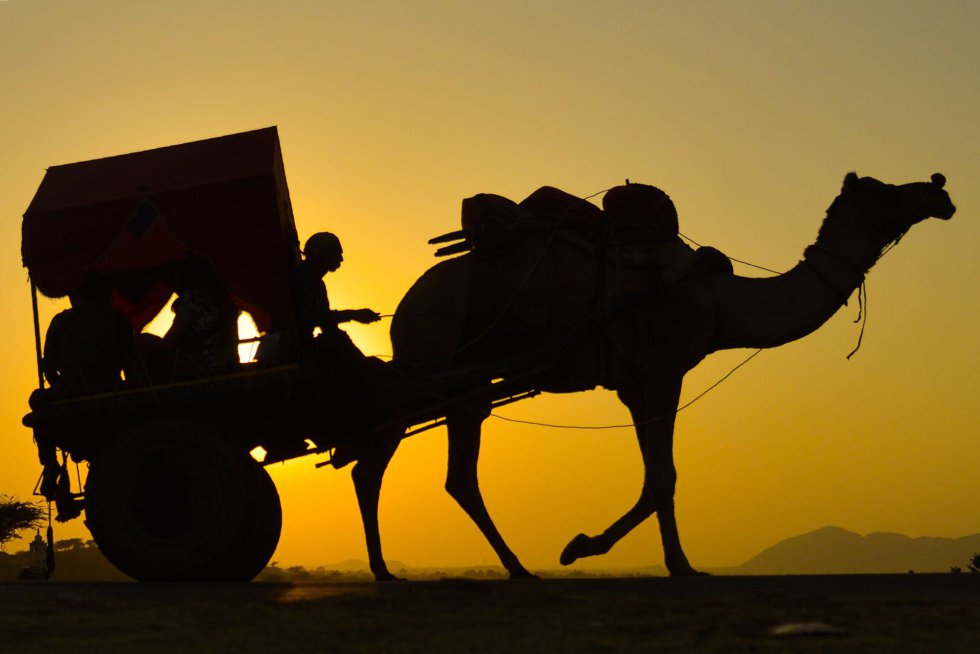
[737,526,980,574]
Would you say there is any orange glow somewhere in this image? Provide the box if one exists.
[0,1,977,571]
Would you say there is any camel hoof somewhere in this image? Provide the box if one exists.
[508,568,540,580]
[559,533,592,566]
[374,571,405,582]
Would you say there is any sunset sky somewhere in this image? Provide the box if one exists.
[1,1,977,571]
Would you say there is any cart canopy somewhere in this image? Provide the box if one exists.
[22,127,300,331]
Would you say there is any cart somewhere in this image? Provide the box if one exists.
[21,128,539,581]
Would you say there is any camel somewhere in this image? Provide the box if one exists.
[349,172,956,581]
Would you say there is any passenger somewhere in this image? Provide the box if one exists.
[164,255,241,371]
[42,273,133,395]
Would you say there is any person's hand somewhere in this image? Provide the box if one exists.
[352,309,381,324]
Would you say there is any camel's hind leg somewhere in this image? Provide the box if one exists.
[558,398,656,566]
[560,381,704,575]
[445,406,536,579]
[559,485,655,565]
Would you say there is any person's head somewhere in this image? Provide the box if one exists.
[175,254,221,292]
[68,272,113,308]
[303,232,344,274]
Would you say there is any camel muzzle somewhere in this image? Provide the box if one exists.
[930,172,956,220]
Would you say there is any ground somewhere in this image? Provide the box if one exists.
[1,575,977,653]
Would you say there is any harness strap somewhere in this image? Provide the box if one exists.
[802,245,866,304]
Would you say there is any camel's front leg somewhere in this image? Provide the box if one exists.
[351,435,401,581]
[445,408,537,579]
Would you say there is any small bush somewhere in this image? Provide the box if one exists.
[0,495,46,549]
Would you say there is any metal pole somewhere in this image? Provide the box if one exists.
[31,279,44,389]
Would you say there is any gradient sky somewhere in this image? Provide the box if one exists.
[1,1,977,570]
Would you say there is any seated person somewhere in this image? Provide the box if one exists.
[42,273,133,395]
[164,255,241,371]
[289,232,382,465]
[293,232,380,359]
[132,255,240,382]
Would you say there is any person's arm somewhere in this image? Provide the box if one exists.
[164,295,196,346]
[331,308,381,324]
[164,310,193,345]
[299,267,381,328]
[309,282,380,326]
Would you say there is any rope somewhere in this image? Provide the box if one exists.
[384,345,764,431]
[362,218,804,430]
[487,348,764,430]
[846,282,868,359]
[679,232,783,275]
[361,186,896,429]
[376,225,885,430]
[839,227,905,359]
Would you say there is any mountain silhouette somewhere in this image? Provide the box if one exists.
[737,526,980,574]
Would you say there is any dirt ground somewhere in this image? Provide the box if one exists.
[0,574,977,653]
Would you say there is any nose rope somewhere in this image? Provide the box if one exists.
[846,282,868,360]
[845,227,909,359]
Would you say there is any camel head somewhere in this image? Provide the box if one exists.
[816,172,956,270]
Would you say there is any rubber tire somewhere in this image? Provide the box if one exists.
[85,419,259,582]
[214,463,282,580]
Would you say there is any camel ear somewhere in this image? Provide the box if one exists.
[842,172,859,191]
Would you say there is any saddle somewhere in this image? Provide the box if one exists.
[429,184,732,279]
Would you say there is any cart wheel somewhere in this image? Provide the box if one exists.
[216,463,282,580]
[85,419,259,581]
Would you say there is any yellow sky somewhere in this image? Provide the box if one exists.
[1,1,977,570]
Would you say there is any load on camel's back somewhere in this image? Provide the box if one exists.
[428,183,733,283]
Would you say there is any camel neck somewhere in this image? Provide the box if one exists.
[705,250,865,352]
[801,244,867,305]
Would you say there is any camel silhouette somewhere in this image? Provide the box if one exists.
[350,173,955,580]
